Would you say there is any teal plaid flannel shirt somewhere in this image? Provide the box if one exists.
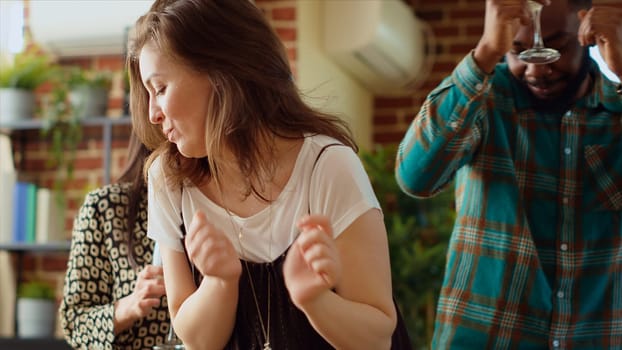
[396,52,622,349]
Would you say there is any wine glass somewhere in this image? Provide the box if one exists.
[518,0,560,64]
[152,242,185,350]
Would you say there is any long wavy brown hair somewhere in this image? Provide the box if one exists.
[116,131,152,267]
[126,0,356,198]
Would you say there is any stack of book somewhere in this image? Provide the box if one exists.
[8,182,65,244]
[0,135,65,244]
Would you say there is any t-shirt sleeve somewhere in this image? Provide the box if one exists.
[147,156,185,252]
[309,146,381,238]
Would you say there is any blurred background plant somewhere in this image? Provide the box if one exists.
[17,280,56,300]
[0,49,53,90]
[16,279,57,338]
[360,144,455,350]
[0,49,56,123]
[64,66,112,90]
[64,66,112,119]
[40,73,82,209]
[37,65,113,205]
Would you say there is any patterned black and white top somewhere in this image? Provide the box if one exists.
[60,183,170,350]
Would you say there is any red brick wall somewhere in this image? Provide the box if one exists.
[256,0,298,77]
[374,0,622,144]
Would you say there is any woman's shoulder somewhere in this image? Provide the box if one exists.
[82,182,132,207]
[147,154,163,175]
[299,135,364,187]
[147,154,169,189]
[305,134,356,162]
[305,134,353,155]
[306,134,342,147]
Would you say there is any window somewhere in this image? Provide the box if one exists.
[590,46,620,83]
[0,0,24,55]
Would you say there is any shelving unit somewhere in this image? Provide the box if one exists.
[0,242,71,345]
[0,116,131,184]
[0,116,131,346]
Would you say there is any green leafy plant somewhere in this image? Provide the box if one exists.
[17,280,56,300]
[360,144,455,350]
[40,85,82,208]
[65,66,112,90]
[0,51,53,90]
[38,67,112,207]
[62,66,112,119]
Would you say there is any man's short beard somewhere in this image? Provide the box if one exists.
[521,47,592,115]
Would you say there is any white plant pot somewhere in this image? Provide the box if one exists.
[16,298,56,338]
[69,86,109,119]
[0,88,36,123]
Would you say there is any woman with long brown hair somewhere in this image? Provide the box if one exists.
[127,1,411,349]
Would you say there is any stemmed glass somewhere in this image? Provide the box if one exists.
[518,0,560,64]
[152,242,185,350]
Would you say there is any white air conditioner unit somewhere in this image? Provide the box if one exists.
[29,1,152,57]
[323,0,432,94]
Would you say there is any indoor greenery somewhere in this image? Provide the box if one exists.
[359,144,455,350]
[16,280,57,338]
[65,66,112,90]
[65,66,112,119]
[0,50,56,122]
[17,280,56,300]
[39,67,112,208]
[40,84,82,208]
[0,50,52,90]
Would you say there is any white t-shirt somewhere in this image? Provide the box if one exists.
[147,134,381,263]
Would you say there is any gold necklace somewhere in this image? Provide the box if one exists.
[220,187,273,350]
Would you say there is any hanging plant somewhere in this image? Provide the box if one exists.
[40,85,82,209]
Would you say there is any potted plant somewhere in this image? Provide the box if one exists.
[0,50,53,123]
[65,66,112,119]
[16,280,57,338]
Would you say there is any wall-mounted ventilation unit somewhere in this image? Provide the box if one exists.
[324,0,433,94]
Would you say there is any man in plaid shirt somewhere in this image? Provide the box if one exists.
[395,0,622,348]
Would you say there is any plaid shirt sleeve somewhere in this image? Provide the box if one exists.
[396,52,622,350]
[395,51,492,198]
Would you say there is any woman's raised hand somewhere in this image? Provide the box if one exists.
[578,6,622,79]
[284,215,343,308]
[185,210,242,282]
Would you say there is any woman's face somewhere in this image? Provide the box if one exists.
[139,42,213,158]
